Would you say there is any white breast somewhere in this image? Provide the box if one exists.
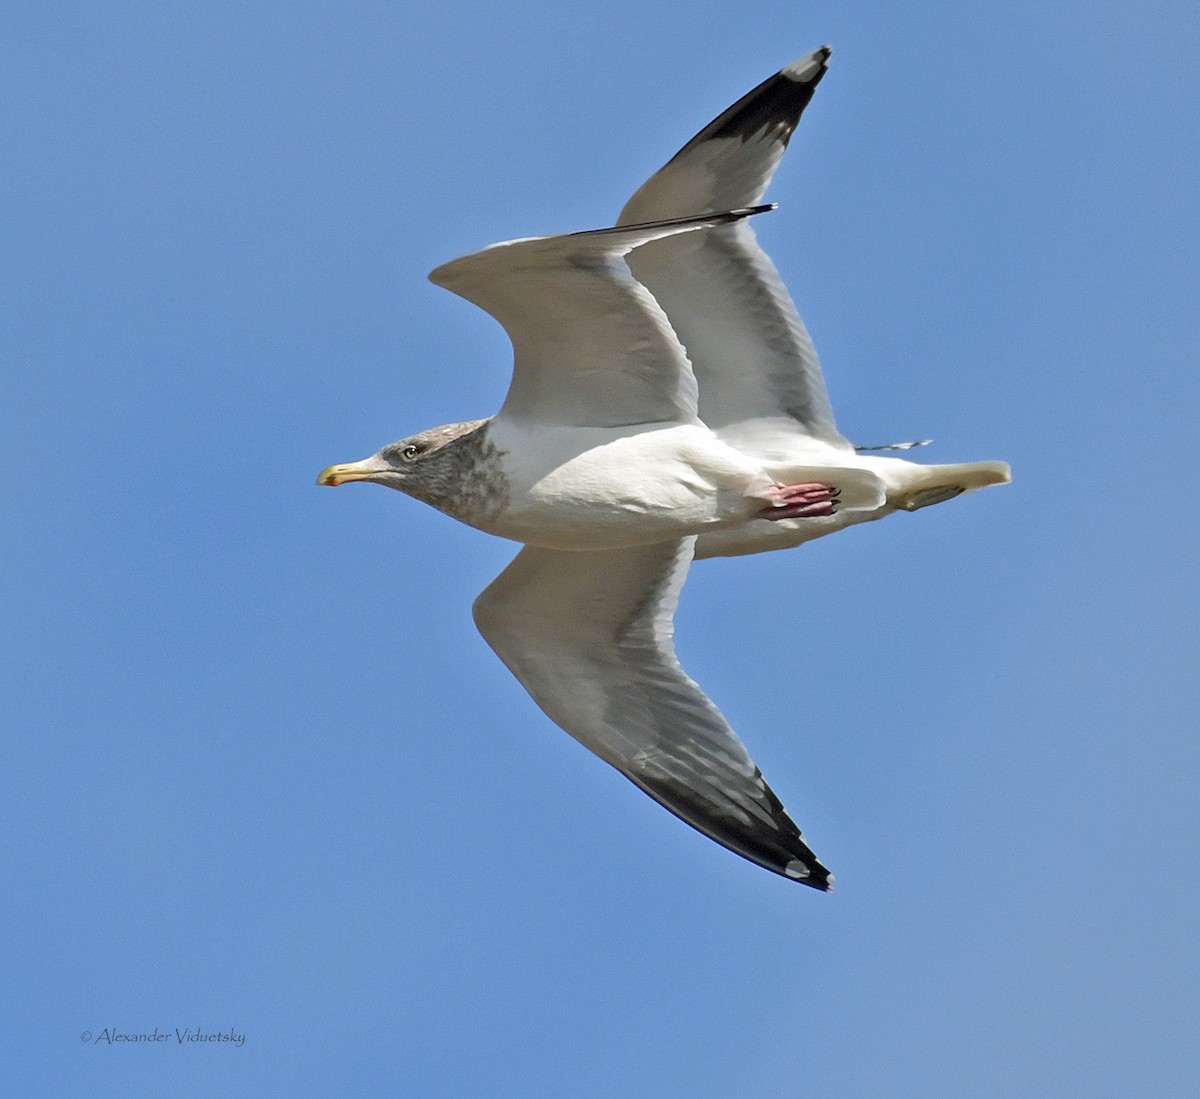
[483,419,768,550]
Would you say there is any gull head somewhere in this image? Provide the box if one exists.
[317,419,498,517]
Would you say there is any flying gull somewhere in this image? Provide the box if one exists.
[318,47,1010,889]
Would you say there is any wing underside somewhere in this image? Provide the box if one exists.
[429,208,772,429]
[617,47,849,451]
[473,539,832,888]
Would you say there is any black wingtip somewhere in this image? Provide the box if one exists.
[854,439,933,453]
[589,204,776,240]
[779,842,834,890]
[781,45,832,87]
[658,203,777,227]
[725,202,777,221]
[626,764,835,892]
[693,46,831,149]
[786,859,834,891]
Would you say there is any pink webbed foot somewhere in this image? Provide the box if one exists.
[758,482,840,521]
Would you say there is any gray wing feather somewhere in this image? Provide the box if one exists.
[617,48,849,451]
[429,208,768,429]
[473,538,832,888]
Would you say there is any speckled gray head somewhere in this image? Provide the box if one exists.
[317,418,507,523]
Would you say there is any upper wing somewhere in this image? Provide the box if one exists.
[429,208,770,429]
[617,47,851,456]
[473,538,832,888]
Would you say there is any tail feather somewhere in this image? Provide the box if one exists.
[893,461,1011,511]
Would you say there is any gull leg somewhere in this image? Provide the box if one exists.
[758,482,840,521]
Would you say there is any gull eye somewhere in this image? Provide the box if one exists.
[401,444,421,461]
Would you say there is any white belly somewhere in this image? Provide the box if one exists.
[483,420,768,549]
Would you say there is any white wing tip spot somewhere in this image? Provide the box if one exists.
[784,860,811,879]
[783,47,830,83]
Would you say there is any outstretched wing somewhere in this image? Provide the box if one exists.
[429,207,771,429]
[618,47,851,456]
[473,538,832,888]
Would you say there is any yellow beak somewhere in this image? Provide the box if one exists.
[316,460,379,486]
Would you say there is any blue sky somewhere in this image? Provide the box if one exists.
[4,1,1198,1095]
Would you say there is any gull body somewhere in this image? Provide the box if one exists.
[319,46,1010,888]
[324,205,898,551]
[484,418,773,549]
[326,413,1000,553]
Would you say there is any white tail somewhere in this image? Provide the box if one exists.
[891,460,1011,512]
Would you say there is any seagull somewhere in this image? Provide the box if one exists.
[318,46,1010,889]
